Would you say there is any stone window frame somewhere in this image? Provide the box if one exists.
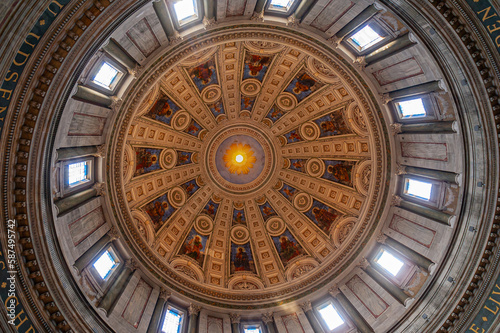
[389,93,443,123]
[159,303,187,333]
[265,0,300,16]
[241,321,265,333]
[344,17,398,56]
[84,53,127,96]
[57,156,96,198]
[315,299,355,333]
[86,244,123,294]
[371,245,418,288]
[167,0,203,30]
[399,175,447,210]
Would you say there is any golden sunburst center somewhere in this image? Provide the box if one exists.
[223,143,256,175]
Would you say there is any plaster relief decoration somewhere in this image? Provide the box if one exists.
[113,38,386,305]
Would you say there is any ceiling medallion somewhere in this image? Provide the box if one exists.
[223,143,257,175]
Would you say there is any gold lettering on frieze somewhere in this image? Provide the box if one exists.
[24,32,40,48]
[477,6,498,22]
[5,70,19,82]
[487,21,500,33]
[0,88,12,100]
[484,304,498,315]
[469,323,485,333]
[13,51,30,67]
[47,0,64,17]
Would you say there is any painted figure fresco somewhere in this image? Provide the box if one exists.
[176,151,193,167]
[230,242,256,274]
[285,68,325,103]
[289,159,307,173]
[259,202,277,221]
[279,183,299,201]
[134,148,162,177]
[241,95,256,111]
[179,228,208,267]
[188,59,218,92]
[243,52,273,82]
[284,129,303,144]
[180,179,200,198]
[183,119,203,137]
[201,199,219,219]
[304,199,341,234]
[313,111,351,138]
[272,229,306,267]
[143,193,177,232]
[322,160,355,187]
[144,93,181,126]
[208,100,225,118]
[232,208,247,226]
[265,105,287,123]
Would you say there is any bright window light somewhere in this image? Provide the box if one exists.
[406,178,433,200]
[68,162,88,185]
[93,250,117,279]
[244,328,261,333]
[376,249,404,276]
[318,303,344,330]
[396,98,426,118]
[92,62,119,89]
[161,307,183,333]
[269,0,294,11]
[174,0,197,23]
[351,25,384,49]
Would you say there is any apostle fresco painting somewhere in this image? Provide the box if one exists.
[188,59,218,92]
[179,228,208,267]
[285,68,324,103]
[272,230,305,267]
[265,105,286,123]
[176,151,193,166]
[243,53,272,82]
[134,148,161,177]
[201,200,219,219]
[304,199,341,234]
[230,242,256,274]
[289,159,307,173]
[144,93,180,126]
[180,179,199,198]
[279,183,298,201]
[232,209,247,226]
[143,193,177,232]
[259,202,277,221]
[241,95,255,111]
[313,111,351,138]
[322,160,355,187]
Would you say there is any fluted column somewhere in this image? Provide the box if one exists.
[392,195,455,226]
[103,38,137,70]
[73,85,113,108]
[365,33,417,65]
[56,144,105,161]
[330,287,374,333]
[378,235,434,273]
[397,164,461,185]
[147,289,171,333]
[55,182,105,216]
[299,301,324,333]
[262,313,276,333]
[152,0,181,42]
[230,314,240,333]
[391,121,458,134]
[363,263,412,306]
[387,80,443,100]
[187,304,201,333]
[330,4,382,45]
[97,258,137,315]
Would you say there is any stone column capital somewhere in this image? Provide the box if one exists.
[390,123,403,135]
[159,288,171,301]
[328,285,340,297]
[357,257,370,270]
[262,312,274,323]
[396,163,407,175]
[299,300,312,312]
[93,182,106,196]
[188,303,201,316]
[125,258,138,271]
[108,226,121,241]
[229,313,241,323]
[377,234,388,244]
[391,195,403,206]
